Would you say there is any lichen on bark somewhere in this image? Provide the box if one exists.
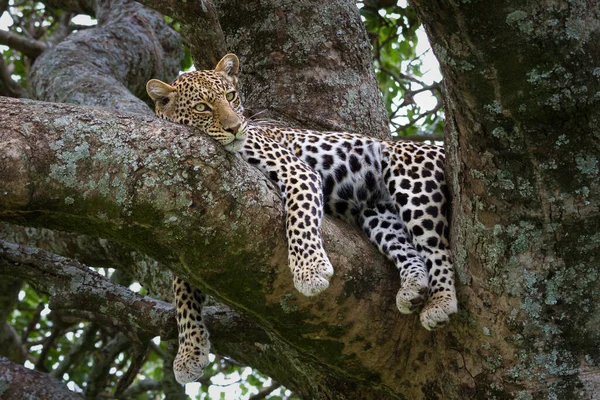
[412,0,600,397]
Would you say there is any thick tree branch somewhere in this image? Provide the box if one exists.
[30,0,182,115]
[0,356,84,400]
[40,0,96,17]
[0,223,173,299]
[46,12,75,46]
[0,239,176,340]
[0,239,269,345]
[135,0,227,70]
[0,96,440,399]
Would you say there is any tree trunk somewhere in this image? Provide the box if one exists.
[408,0,600,398]
[214,0,391,137]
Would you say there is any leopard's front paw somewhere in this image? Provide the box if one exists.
[173,345,210,383]
[396,278,429,314]
[419,292,457,331]
[173,327,210,384]
[293,259,334,297]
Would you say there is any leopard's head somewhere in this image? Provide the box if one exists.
[146,54,247,152]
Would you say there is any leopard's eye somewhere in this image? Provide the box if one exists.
[225,91,236,102]
[194,103,210,112]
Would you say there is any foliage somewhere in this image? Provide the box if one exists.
[0,0,441,398]
[359,0,444,137]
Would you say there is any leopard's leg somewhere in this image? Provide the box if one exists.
[385,149,457,330]
[242,134,333,296]
[410,195,457,331]
[172,275,210,383]
[359,204,429,314]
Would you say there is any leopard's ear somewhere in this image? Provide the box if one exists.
[214,53,239,86]
[146,79,177,102]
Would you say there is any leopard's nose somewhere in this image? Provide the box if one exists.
[224,122,241,134]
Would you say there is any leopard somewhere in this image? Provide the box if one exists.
[147,54,457,384]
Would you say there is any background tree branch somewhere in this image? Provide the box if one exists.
[0,356,84,400]
[0,239,270,345]
[30,0,182,114]
[0,28,47,58]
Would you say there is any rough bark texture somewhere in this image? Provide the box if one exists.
[0,97,419,399]
[0,239,268,347]
[0,223,173,298]
[134,0,228,70]
[215,0,391,137]
[0,357,84,400]
[30,0,182,115]
[408,0,600,398]
[125,0,391,138]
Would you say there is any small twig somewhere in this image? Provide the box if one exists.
[0,29,48,58]
[116,379,162,399]
[380,65,426,87]
[249,382,282,400]
[21,301,44,343]
[51,323,98,379]
[85,332,130,398]
[34,323,63,372]
[149,341,169,359]
[7,9,35,41]
[0,55,27,98]
[392,101,443,133]
[114,344,149,396]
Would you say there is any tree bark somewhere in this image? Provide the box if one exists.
[408,0,600,398]
[133,0,228,70]
[0,239,269,345]
[215,0,391,137]
[0,357,84,400]
[0,223,173,298]
[31,0,182,115]
[0,97,417,399]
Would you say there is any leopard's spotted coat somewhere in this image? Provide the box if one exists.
[147,54,457,383]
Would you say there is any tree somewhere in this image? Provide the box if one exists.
[0,0,599,399]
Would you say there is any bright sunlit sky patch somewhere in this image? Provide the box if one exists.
[0,11,11,52]
[412,27,442,113]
